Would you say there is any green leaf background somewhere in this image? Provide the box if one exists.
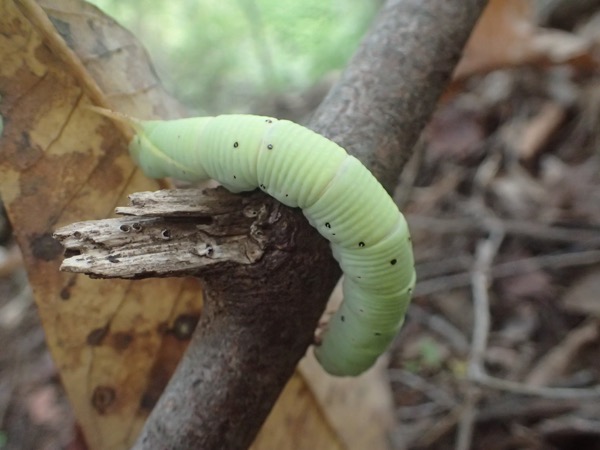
[88,0,380,114]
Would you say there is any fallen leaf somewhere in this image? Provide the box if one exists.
[454,0,594,79]
[0,1,396,449]
[0,1,199,447]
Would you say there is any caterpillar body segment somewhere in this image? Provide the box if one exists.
[99,110,416,376]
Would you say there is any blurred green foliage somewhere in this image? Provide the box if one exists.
[88,0,380,115]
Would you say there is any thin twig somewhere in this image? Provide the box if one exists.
[408,215,600,245]
[407,304,470,354]
[449,227,600,450]
[472,372,600,399]
[525,319,599,387]
[413,403,469,448]
[455,223,505,450]
[469,226,504,367]
[414,254,473,280]
[388,369,457,407]
[415,249,600,297]
[395,402,448,420]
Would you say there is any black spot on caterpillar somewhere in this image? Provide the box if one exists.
[90,107,416,376]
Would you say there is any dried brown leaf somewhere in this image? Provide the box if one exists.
[0,1,202,447]
[0,1,395,449]
[454,0,595,79]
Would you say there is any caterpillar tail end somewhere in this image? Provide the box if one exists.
[314,340,375,377]
[313,310,380,377]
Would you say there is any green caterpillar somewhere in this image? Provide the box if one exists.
[95,108,416,376]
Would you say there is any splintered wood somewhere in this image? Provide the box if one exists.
[54,188,269,278]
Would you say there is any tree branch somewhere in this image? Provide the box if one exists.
[55,189,271,278]
[310,0,488,192]
[56,0,489,448]
[55,188,340,449]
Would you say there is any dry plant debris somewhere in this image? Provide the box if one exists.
[388,3,600,449]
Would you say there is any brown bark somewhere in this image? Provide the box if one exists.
[57,0,489,448]
[55,188,340,449]
[310,0,489,192]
